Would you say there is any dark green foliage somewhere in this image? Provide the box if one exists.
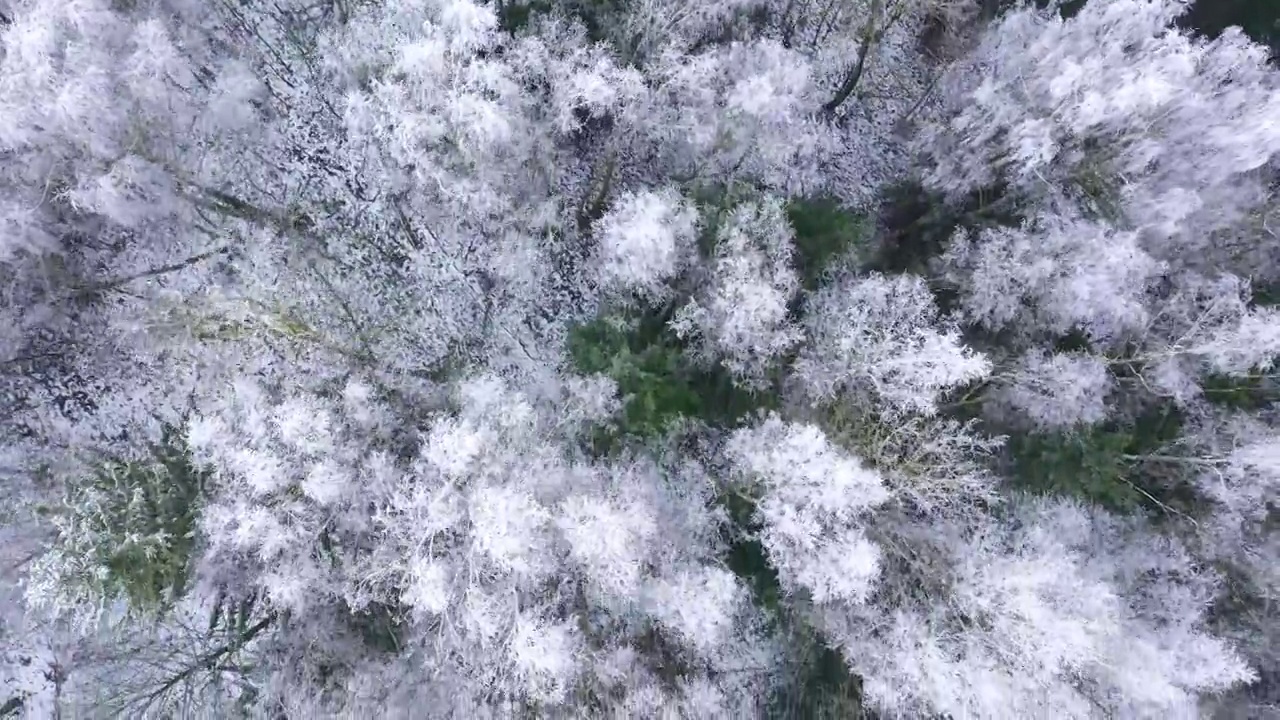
[1200,372,1280,411]
[722,493,867,718]
[722,460,875,717]
[1051,328,1095,354]
[349,601,407,655]
[984,0,1114,22]
[772,636,867,720]
[1180,0,1280,62]
[870,181,960,277]
[722,489,783,613]
[562,0,628,44]
[499,0,624,44]
[688,180,764,260]
[567,307,774,449]
[690,186,872,294]
[1008,426,1144,511]
[563,187,929,715]
[576,156,618,235]
[1056,0,1088,18]
[70,427,210,612]
[1252,280,1280,308]
[785,197,873,291]
[566,302,871,712]
[870,180,1025,295]
[496,0,554,33]
[1068,138,1127,222]
[563,188,878,709]
[1005,404,1190,514]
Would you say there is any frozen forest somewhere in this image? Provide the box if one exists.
[1,0,1279,716]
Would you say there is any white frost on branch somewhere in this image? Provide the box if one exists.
[943,216,1164,345]
[672,196,802,385]
[726,415,888,604]
[836,496,1255,719]
[918,0,1280,252]
[595,188,700,300]
[798,271,991,415]
[999,350,1113,429]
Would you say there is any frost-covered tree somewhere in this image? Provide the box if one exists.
[596,188,700,300]
[2,0,1276,716]
[912,2,1280,712]
[942,214,1164,345]
[672,196,803,384]
[918,0,1280,256]
[726,415,889,605]
[996,349,1113,429]
[797,270,991,415]
[213,372,779,715]
[836,496,1255,719]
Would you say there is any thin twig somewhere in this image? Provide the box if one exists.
[67,246,231,301]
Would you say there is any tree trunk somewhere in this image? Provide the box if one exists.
[823,0,884,117]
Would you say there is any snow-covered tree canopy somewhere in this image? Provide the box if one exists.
[2,0,1278,716]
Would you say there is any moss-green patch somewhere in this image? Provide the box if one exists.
[56,426,210,613]
[1251,280,1280,308]
[567,307,774,450]
[1006,403,1191,514]
[786,197,873,291]
[1008,426,1144,511]
[1200,372,1280,411]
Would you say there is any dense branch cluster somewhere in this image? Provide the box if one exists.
[1,0,1278,717]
